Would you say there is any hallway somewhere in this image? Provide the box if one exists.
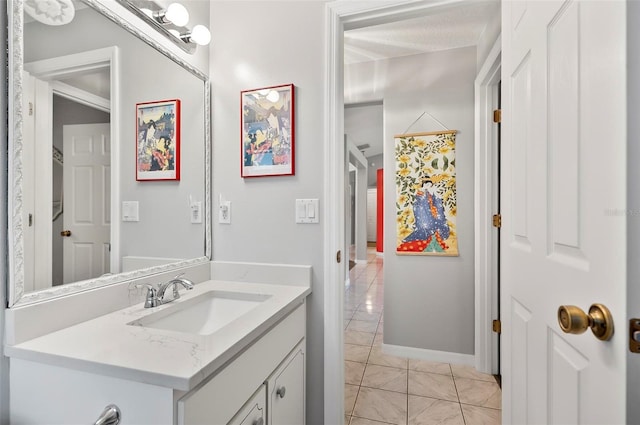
[344,248,501,425]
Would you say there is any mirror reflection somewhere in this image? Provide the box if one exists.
[14,0,209,301]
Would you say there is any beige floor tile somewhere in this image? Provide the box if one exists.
[368,346,408,369]
[346,415,352,425]
[345,343,372,363]
[408,359,452,376]
[460,404,502,425]
[352,310,382,322]
[361,364,408,393]
[350,417,396,425]
[373,333,384,346]
[451,364,496,382]
[348,319,380,334]
[345,360,366,385]
[357,303,384,314]
[409,370,458,402]
[345,384,359,415]
[455,378,501,409]
[344,320,351,330]
[352,387,407,425]
[345,330,375,346]
[408,395,465,425]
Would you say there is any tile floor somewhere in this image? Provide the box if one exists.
[344,247,501,425]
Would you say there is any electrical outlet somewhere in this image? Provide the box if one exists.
[219,201,231,224]
[190,201,202,224]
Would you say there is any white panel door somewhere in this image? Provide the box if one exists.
[502,1,627,424]
[63,123,111,284]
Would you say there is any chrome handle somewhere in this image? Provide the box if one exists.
[276,386,286,398]
[94,404,121,425]
[252,418,264,425]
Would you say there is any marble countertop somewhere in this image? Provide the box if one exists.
[4,280,311,391]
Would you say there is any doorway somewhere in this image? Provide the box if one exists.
[324,2,502,423]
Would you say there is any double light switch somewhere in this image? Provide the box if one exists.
[296,199,319,224]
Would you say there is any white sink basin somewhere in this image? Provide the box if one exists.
[129,290,271,335]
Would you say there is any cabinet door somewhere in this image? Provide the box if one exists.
[229,384,266,425]
[268,343,305,425]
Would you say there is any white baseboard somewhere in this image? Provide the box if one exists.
[376,252,384,258]
[381,343,475,366]
[355,259,368,264]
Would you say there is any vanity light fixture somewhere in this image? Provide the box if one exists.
[115,0,211,54]
[178,25,211,46]
[152,2,189,27]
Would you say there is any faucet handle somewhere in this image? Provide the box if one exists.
[143,284,158,308]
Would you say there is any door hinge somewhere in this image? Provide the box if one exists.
[336,250,342,264]
[28,102,34,116]
[493,109,501,123]
[493,319,502,334]
[492,214,502,228]
[630,318,640,353]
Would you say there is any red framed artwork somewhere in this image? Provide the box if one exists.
[136,99,180,181]
[241,84,295,177]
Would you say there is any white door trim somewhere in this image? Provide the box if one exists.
[474,37,501,375]
[25,46,120,275]
[324,1,474,422]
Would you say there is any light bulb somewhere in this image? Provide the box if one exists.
[190,25,211,46]
[165,3,189,27]
[266,90,280,103]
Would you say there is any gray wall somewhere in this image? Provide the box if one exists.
[209,2,326,423]
[345,103,384,188]
[24,6,206,264]
[1,1,10,421]
[345,47,477,355]
[365,153,383,188]
[628,1,640,422]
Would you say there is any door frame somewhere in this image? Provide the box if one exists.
[323,1,479,422]
[25,46,120,275]
[474,37,501,375]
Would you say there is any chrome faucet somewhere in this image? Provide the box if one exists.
[144,274,195,308]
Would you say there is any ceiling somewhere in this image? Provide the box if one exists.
[344,1,500,65]
[343,1,499,161]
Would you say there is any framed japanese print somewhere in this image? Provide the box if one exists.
[136,99,180,181]
[241,84,295,177]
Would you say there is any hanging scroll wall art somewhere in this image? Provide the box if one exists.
[395,130,459,256]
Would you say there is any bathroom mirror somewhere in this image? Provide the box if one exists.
[8,0,211,307]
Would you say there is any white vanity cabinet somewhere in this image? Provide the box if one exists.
[9,302,306,425]
[178,304,305,425]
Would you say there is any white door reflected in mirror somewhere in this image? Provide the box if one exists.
[62,123,111,284]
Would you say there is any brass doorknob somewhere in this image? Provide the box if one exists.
[60,230,72,237]
[557,303,614,341]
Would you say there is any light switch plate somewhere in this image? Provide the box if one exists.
[122,201,139,222]
[296,199,319,223]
